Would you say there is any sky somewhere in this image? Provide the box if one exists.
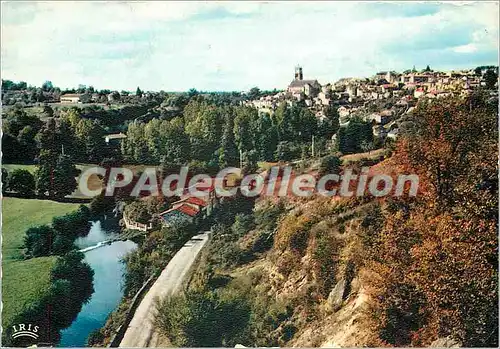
[1,1,499,92]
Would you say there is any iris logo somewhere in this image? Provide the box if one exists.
[11,323,39,340]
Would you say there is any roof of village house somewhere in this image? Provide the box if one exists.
[288,79,320,88]
[160,203,200,218]
[185,196,208,207]
[176,204,200,217]
[104,133,127,140]
[61,94,81,98]
[172,196,208,207]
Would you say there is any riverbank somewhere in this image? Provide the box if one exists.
[59,231,137,347]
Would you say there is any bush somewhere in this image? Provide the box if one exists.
[87,329,104,346]
[274,213,313,253]
[231,213,255,237]
[2,168,8,193]
[254,199,286,232]
[312,232,340,296]
[124,200,151,224]
[274,141,301,162]
[318,155,341,177]
[155,289,250,347]
[207,224,249,269]
[25,225,55,257]
[8,169,35,196]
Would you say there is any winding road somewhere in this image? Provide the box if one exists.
[119,231,211,348]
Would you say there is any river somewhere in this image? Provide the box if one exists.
[58,221,137,347]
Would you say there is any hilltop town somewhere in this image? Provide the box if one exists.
[3,65,498,149]
[244,65,499,141]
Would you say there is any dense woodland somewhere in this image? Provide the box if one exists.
[2,80,376,200]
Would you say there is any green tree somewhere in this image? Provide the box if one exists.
[75,119,105,162]
[17,125,38,161]
[275,141,301,162]
[53,154,78,198]
[233,106,257,153]
[25,225,55,257]
[484,68,498,89]
[254,113,279,161]
[248,87,261,100]
[4,106,43,137]
[36,152,78,199]
[218,109,239,167]
[318,155,341,177]
[184,100,223,161]
[122,121,149,163]
[36,118,59,154]
[296,107,318,143]
[318,106,340,139]
[56,118,78,160]
[51,251,94,311]
[42,81,54,92]
[337,117,373,154]
[136,86,143,98]
[2,168,8,193]
[8,169,35,196]
[143,118,190,165]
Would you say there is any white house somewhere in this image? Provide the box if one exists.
[60,94,81,104]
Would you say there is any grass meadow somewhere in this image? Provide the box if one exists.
[1,197,80,327]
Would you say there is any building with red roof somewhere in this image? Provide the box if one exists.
[160,203,201,227]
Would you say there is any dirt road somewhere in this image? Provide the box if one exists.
[119,231,211,347]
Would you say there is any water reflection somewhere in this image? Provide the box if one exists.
[74,220,119,249]
[59,221,136,347]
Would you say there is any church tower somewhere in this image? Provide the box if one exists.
[295,66,303,81]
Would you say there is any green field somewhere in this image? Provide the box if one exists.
[1,197,80,327]
[2,197,79,261]
[2,257,57,327]
[2,164,36,174]
[3,163,94,175]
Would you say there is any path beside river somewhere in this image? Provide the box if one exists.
[119,231,211,348]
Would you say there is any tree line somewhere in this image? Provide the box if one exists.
[121,97,347,169]
[24,205,92,257]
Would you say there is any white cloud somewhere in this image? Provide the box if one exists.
[1,1,498,91]
[454,43,478,53]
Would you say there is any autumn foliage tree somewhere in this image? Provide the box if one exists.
[365,93,498,347]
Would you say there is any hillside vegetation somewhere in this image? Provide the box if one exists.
[154,93,498,347]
